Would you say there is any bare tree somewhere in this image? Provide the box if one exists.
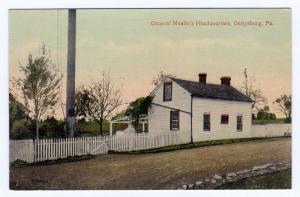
[273,94,292,121]
[86,72,123,135]
[241,68,265,113]
[152,71,175,87]
[15,44,62,139]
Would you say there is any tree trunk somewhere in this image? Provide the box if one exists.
[36,119,39,140]
[99,119,103,136]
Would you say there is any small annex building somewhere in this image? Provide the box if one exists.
[148,73,253,142]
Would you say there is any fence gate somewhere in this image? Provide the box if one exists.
[87,138,108,155]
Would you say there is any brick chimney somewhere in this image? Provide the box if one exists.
[220,76,231,86]
[198,73,207,84]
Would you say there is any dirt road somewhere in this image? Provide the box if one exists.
[10,138,291,190]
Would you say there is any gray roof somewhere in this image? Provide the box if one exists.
[170,77,252,103]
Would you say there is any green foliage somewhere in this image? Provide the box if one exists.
[9,93,28,129]
[125,96,152,132]
[256,106,276,120]
[10,159,28,168]
[10,119,34,139]
[39,117,66,138]
[15,44,62,139]
[273,94,292,122]
[77,120,110,136]
[10,117,66,140]
[75,86,93,121]
[125,96,152,117]
[75,72,122,135]
[252,118,286,125]
[10,155,95,168]
[217,169,291,189]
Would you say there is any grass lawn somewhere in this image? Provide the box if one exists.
[111,137,289,154]
[217,169,291,189]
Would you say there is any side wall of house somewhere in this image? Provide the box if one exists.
[148,79,191,142]
[192,98,252,142]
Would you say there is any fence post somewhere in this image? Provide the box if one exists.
[87,138,90,154]
[33,139,37,162]
[129,134,132,151]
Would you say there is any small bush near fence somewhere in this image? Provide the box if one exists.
[10,117,66,140]
[10,155,95,168]
[252,118,287,125]
[10,159,29,168]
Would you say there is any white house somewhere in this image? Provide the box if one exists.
[148,73,253,142]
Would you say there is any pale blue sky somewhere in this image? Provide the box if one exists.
[9,9,291,118]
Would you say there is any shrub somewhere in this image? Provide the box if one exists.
[10,117,67,139]
[10,119,34,139]
[39,117,66,138]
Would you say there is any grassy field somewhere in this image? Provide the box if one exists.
[77,121,147,136]
[10,138,291,190]
[217,169,291,189]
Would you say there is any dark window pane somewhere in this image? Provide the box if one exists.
[221,114,229,124]
[237,115,243,131]
[203,114,210,131]
[164,82,172,101]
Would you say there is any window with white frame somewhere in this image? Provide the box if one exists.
[170,110,179,130]
[203,113,210,131]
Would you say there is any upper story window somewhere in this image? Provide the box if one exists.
[221,114,229,124]
[170,110,179,130]
[163,82,172,101]
[237,115,243,131]
[203,113,211,131]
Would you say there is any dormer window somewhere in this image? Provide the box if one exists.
[163,82,172,101]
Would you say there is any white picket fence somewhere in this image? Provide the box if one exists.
[35,137,108,162]
[10,140,35,163]
[10,131,189,163]
[106,131,189,152]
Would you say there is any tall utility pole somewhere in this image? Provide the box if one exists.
[66,9,76,137]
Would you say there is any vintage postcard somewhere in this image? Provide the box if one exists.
[8,8,291,190]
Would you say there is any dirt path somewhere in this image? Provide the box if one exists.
[10,138,291,190]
